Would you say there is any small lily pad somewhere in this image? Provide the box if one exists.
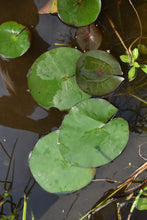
[0,21,31,58]
[59,98,129,168]
[76,24,102,51]
[28,47,90,110]
[76,50,124,95]
[29,130,95,194]
[39,0,58,14]
[58,0,101,27]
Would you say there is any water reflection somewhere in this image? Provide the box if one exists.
[110,72,147,133]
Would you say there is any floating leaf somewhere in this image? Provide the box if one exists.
[76,50,124,96]
[59,98,129,167]
[29,130,95,194]
[58,0,101,27]
[0,21,31,58]
[28,47,90,110]
[39,0,58,14]
[75,24,102,51]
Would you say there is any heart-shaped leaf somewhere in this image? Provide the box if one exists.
[59,98,129,168]
[0,21,31,58]
[76,50,124,95]
[58,0,101,27]
[75,24,102,51]
[29,130,95,194]
[28,47,90,110]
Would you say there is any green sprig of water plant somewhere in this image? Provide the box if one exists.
[120,48,147,81]
[108,0,147,82]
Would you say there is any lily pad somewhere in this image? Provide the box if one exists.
[39,0,58,14]
[76,24,102,51]
[59,98,129,168]
[0,21,31,58]
[76,50,124,95]
[28,47,90,110]
[58,0,101,27]
[29,130,95,194]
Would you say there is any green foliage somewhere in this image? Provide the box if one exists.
[132,48,139,60]
[76,50,124,95]
[128,66,136,81]
[140,64,147,73]
[29,130,95,194]
[58,0,101,26]
[120,55,130,63]
[135,186,147,211]
[29,99,129,193]
[22,195,28,220]
[59,98,129,168]
[28,46,129,193]
[120,48,147,81]
[28,47,90,110]
[138,43,147,55]
[0,21,31,58]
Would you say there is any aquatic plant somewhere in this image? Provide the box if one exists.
[120,47,147,81]
[27,0,129,194]
[0,0,146,218]
[58,0,101,26]
[0,21,31,58]
[80,162,147,220]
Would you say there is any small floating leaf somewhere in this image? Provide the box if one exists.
[59,98,129,168]
[0,21,31,58]
[75,24,102,51]
[76,50,124,96]
[58,0,101,27]
[28,47,90,110]
[39,0,58,14]
[29,130,95,194]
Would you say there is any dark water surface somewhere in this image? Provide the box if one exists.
[0,0,146,219]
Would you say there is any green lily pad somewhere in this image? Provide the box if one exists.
[29,130,95,194]
[59,98,129,168]
[28,47,90,110]
[76,50,124,95]
[58,0,101,27]
[0,21,31,58]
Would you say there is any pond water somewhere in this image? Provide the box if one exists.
[0,0,146,219]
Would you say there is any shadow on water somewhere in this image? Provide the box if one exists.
[0,0,66,136]
[0,0,146,219]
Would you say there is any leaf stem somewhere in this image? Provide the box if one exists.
[128,0,142,54]
[106,15,131,60]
